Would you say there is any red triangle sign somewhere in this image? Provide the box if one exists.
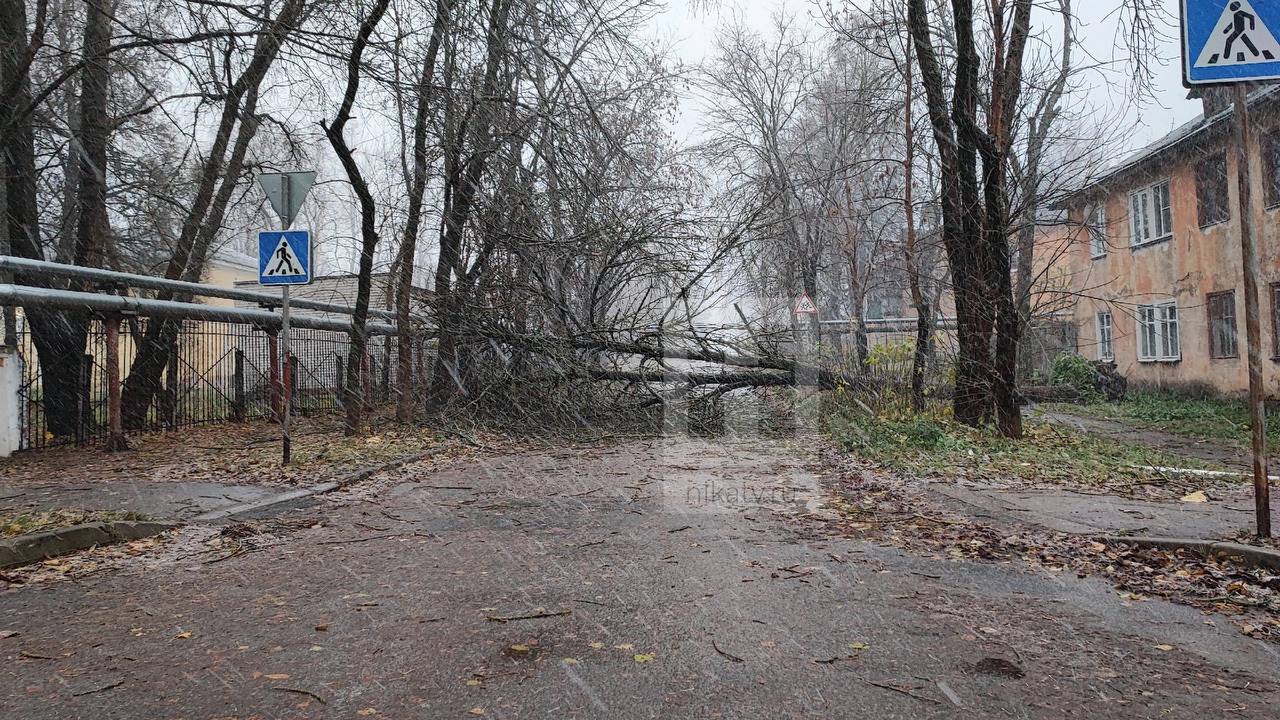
[794,293,818,315]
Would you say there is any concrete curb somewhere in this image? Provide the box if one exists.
[1098,535,1280,572]
[191,444,453,523]
[0,520,178,569]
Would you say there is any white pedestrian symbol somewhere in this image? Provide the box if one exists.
[267,237,305,276]
[1196,0,1280,67]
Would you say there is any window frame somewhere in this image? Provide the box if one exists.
[1129,180,1173,248]
[1088,204,1108,259]
[1271,283,1280,359]
[1195,153,1230,228]
[1266,133,1280,209]
[1207,290,1239,360]
[1096,311,1114,361]
[1136,300,1181,362]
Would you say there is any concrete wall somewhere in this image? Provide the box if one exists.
[0,350,20,457]
[1069,130,1280,398]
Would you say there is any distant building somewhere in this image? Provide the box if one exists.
[233,272,431,321]
[1062,86,1280,397]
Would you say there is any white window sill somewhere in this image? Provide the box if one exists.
[1137,357,1181,363]
[1130,235,1173,250]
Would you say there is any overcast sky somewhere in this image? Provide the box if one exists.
[651,0,1202,158]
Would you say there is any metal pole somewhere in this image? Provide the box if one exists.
[280,173,292,466]
[1231,85,1271,538]
[104,315,127,452]
[282,284,291,465]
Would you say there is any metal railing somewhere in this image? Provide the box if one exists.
[11,316,429,451]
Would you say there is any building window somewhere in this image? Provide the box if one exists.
[1130,180,1173,246]
[1266,133,1280,208]
[1137,301,1180,362]
[1272,283,1280,358]
[1087,204,1108,258]
[1096,311,1113,360]
[1207,291,1238,359]
[1195,153,1230,227]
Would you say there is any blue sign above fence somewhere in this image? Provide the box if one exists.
[1184,0,1280,85]
[258,230,312,286]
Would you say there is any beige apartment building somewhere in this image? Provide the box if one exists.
[1065,87,1280,397]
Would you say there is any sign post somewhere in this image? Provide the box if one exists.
[1184,1,1273,537]
[257,172,315,466]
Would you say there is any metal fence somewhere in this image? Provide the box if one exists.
[12,316,424,451]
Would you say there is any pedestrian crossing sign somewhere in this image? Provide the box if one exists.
[1184,0,1280,85]
[258,230,312,286]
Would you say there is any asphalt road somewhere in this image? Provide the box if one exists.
[3,436,1278,719]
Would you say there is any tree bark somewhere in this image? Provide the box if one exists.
[426,0,514,411]
[1,0,85,437]
[323,0,392,435]
[395,0,450,423]
[120,0,304,428]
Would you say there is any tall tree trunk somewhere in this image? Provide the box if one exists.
[426,0,514,411]
[120,0,304,428]
[323,0,392,435]
[395,0,450,423]
[1,0,86,437]
[908,0,1030,437]
[900,44,930,413]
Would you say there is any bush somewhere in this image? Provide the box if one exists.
[1050,353,1102,402]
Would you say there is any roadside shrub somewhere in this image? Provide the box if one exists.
[1050,353,1102,402]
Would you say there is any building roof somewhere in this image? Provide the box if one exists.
[1065,85,1280,205]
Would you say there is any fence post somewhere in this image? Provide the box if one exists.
[232,348,246,422]
[362,351,373,409]
[163,336,179,429]
[288,353,300,417]
[104,315,128,452]
[267,329,281,422]
[335,354,345,408]
[76,352,92,446]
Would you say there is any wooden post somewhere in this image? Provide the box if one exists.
[335,355,345,408]
[104,315,127,452]
[267,329,282,422]
[1231,85,1271,538]
[362,352,373,409]
[288,354,300,417]
[232,348,246,422]
[76,353,91,446]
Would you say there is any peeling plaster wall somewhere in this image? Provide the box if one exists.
[1071,131,1280,398]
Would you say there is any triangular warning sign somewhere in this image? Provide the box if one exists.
[265,236,306,277]
[1196,0,1280,68]
[794,293,817,315]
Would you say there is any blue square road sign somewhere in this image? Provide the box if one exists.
[1184,0,1280,85]
[258,230,312,286]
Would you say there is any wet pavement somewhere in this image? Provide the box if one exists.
[931,481,1280,539]
[2,436,1279,718]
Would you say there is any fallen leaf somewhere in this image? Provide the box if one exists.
[562,657,579,665]
[1153,644,1174,652]
[848,642,869,651]
[633,653,655,663]
[1180,491,1208,503]
[357,709,378,717]
[468,708,485,716]
[613,643,634,651]
[509,644,530,653]
[465,679,482,687]
[265,673,290,680]
[589,642,605,650]
[173,631,192,640]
